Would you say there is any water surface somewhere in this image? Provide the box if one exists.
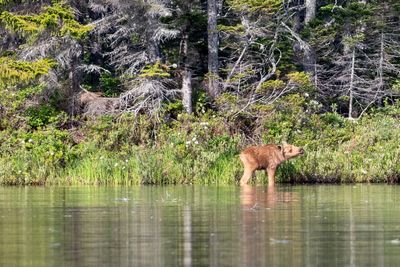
[1,185,400,266]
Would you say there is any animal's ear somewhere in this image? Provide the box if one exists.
[277,145,282,150]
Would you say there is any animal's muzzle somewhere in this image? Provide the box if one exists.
[299,148,305,154]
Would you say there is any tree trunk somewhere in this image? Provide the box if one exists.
[348,48,356,119]
[377,1,389,92]
[146,16,161,63]
[181,34,193,114]
[68,54,83,116]
[303,0,316,74]
[293,0,303,33]
[207,0,219,98]
[147,40,161,63]
[348,0,367,118]
[378,32,384,91]
[182,69,193,114]
[304,0,316,24]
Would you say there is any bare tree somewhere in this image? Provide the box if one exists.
[93,0,178,74]
[304,0,316,24]
[220,11,280,92]
[313,0,397,118]
[217,1,311,115]
[303,0,316,75]
[172,0,204,114]
[181,33,193,114]
[0,2,93,115]
[207,0,220,98]
[119,78,179,118]
[90,0,179,116]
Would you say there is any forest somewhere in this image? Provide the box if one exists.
[0,0,400,185]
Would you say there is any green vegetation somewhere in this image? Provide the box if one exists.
[0,57,55,86]
[1,97,399,185]
[226,0,283,13]
[139,62,171,78]
[0,4,93,41]
[1,0,400,185]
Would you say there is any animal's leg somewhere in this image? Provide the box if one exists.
[266,168,276,187]
[240,167,254,186]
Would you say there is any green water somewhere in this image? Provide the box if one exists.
[1,185,400,267]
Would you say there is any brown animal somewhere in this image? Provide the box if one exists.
[239,142,304,186]
[78,89,120,116]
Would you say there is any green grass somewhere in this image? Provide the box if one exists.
[1,108,400,186]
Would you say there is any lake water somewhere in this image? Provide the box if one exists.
[1,185,400,267]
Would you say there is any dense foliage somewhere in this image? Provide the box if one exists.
[0,0,399,185]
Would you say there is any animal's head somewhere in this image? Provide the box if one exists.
[278,141,304,160]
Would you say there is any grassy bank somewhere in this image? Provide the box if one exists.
[1,97,400,185]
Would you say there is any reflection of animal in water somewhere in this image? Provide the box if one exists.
[240,185,276,209]
[239,185,299,266]
[240,185,298,209]
[239,142,304,186]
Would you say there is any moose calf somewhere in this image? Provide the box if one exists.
[239,142,304,186]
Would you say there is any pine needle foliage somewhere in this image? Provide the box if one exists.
[0,3,93,41]
[0,57,55,87]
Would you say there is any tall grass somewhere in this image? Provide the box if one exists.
[1,109,400,185]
